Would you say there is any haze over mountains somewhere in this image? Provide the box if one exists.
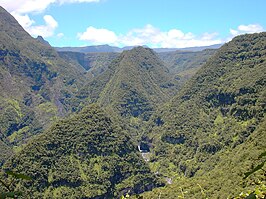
[55,44,222,53]
[0,5,265,199]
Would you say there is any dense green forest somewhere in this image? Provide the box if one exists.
[2,104,163,198]
[141,32,266,198]
[0,5,265,199]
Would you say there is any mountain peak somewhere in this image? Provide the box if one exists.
[98,46,172,121]
[121,46,165,69]
[36,35,51,46]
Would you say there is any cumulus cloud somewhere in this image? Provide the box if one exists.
[0,0,100,38]
[78,26,118,44]
[10,12,58,38]
[0,0,56,14]
[11,12,35,28]
[0,0,99,14]
[78,24,223,48]
[230,24,264,37]
[24,15,58,38]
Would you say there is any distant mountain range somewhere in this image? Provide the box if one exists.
[55,43,222,53]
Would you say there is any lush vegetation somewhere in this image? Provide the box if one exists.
[1,5,265,199]
[98,47,172,118]
[0,140,12,167]
[71,46,182,145]
[141,32,266,198]
[1,104,163,198]
[0,6,86,154]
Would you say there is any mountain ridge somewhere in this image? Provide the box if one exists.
[55,44,222,53]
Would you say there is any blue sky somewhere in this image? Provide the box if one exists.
[1,0,265,47]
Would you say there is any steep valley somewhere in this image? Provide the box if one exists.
[0,5,265,199]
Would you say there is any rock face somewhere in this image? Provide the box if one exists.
[36,35,51,46]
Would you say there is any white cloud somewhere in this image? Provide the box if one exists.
[229,29,238,36]
[10,12,58,38]
[0,0,99,14]
[0,0,56,14]
[230,24,264,37]
[78,26,118,44]
[11,12,35,28]
[78,24,223,48]
[57,33,64,38]
[25,15,58,38]
[0,0,100,38]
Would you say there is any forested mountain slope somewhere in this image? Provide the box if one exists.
[0,139,12,166]
[2,105,163,198]
[75,46,180,117]
[72,47,179,143]
[0,6,86,156]
[142,32,266,198]
[98,47,173,120]
[142,119,266,198]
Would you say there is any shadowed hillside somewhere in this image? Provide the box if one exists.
[158,49,217,78]
[58,51,119,77]
[0,6,86,154]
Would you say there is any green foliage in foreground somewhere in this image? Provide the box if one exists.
[140,119,266,199]
[244,151,266,180]
[0,170,31,199]
[2,104,163,198]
